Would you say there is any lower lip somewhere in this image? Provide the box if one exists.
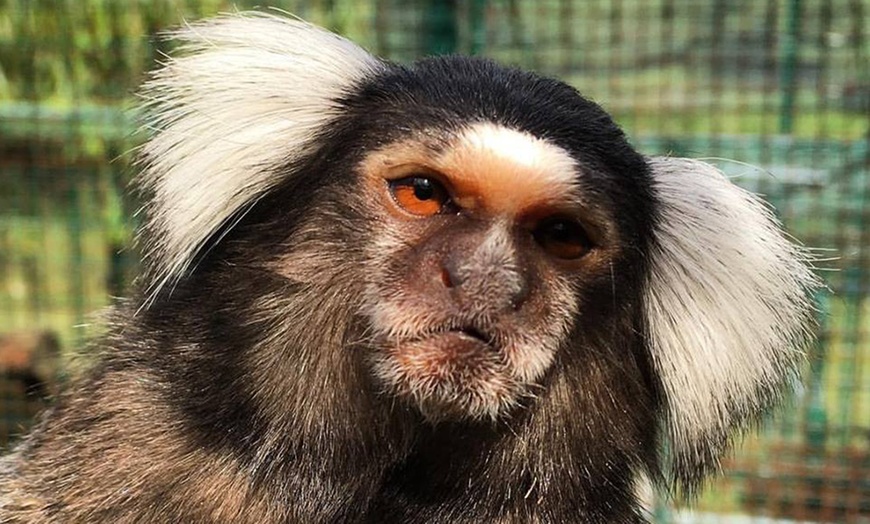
[427,331,495,354]
[387,331,498,367]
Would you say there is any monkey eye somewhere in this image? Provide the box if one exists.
[388,176,453,217]
[533,217,593,260]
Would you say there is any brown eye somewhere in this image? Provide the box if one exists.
[388,176,452,216]
[533,217,593,260]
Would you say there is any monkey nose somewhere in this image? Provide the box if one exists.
[439,259,529,312]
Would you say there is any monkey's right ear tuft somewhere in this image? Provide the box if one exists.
[134,12,384,306]
[643,157,820,493]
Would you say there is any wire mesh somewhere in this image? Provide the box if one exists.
[0,1,867,521]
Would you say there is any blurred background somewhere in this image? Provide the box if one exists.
[0,0,867,521]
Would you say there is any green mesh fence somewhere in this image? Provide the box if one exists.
[1,1,868,521]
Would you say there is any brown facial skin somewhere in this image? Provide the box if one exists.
[359,123,623,422]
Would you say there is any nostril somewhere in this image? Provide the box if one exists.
[440,267,454,288]
[509,280,530,311]
[440,259,465,289]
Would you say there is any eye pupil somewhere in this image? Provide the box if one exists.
[413,178,435,200]
[549,222,570,241]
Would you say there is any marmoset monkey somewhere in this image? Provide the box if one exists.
[0,13,817,523]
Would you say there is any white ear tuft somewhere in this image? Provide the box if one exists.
[644,157,819,490]
[136,13,383,304]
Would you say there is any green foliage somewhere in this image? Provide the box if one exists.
[0,0,376,104]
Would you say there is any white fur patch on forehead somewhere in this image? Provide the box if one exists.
[442,123,579,213]
[136,13,382,304]
[644,157,818,489]
[457,123,577,180]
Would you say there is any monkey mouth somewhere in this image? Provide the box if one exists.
[443,325,494,345]
[415,324,499,354]
[461,326,493,343]
[372,323,522,421]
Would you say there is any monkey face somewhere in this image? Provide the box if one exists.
[356,123,626,421]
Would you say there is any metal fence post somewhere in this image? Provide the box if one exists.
[779,0,802,134]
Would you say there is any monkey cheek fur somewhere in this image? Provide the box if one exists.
[369,332,544,422]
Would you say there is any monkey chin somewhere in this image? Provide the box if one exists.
[371,330,534,422]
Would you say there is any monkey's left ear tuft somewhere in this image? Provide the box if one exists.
[134,13,384,305]
[643,157,820,493]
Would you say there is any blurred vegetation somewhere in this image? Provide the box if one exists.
[0,0,390,105]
